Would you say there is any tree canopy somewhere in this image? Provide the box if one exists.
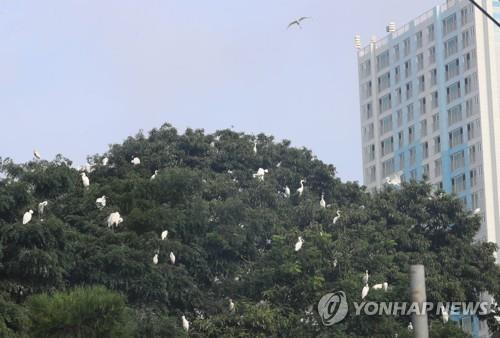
[0,123,499,337]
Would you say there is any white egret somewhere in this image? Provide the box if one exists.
[227,170,233,175]
[22,210,34,224]
[102,157,109,166]
[96,196,106,209]
[372,284,383,290]
[297,179,305,197]
[38,201,48,217]
[333,258,338,268]
[253,140,258,154]
[33,150,42,160]
[295,236,304,252]
[81,173,90,188]
[107,212,123,228]
[131,157,141,165]
[383,282,388,292]
[361,284,369,299]
[153,253,159,265]
[276,162,281,168]
[362,270,369,284]
[161,230,168,240]
[170,251,176,264]
[473,208,481,215]
[320,193,326,208]
[494,315,500,323]
[229,299,235,312]
[150,170,159,180]
[408,322,413,331]
[253,168,268,181]
[441,305,449,324]
[333,210,341,224]
[384,171,402,186]
[284,186,291,198]
[182,315,189,332]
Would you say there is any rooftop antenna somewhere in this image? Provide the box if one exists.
[354,35,361,49]
[386,22,396,33]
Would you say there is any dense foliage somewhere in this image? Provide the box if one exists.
[1,123,499,337]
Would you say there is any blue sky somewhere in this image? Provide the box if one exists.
[0,0,439,182]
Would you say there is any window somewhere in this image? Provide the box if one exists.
[363,103,373,120]
[463,49,477,71]
[404,38,411,56]
[360,60,371,78]
[452,173,466,194]
[410,169,417,180]
[444,36,458,58]
[423,163,430,178]
[419,97,426,115]
[397,109,403,127]
[398,152,405,170]
[451,150,465,171]
[366,165,376,183]
[363,123,374,141]
[431,91,439,109]
[428,46,436,65]
[416,31,423,49]
[445,58,460,81]
[379,115,393,135]
[409,147,416,165]
[470,169,478,188]
[435,158,442,177]
[422,141,429,159]
[418,75,425,93]
[432,114,439,132]
[471,191,481,210]
[381,136,394,156]
[405,82,413,100]
[434,136,441,154]
[420,119,428,137]
[407,104,414,122]
[462,27,476,49]
[469,143,481,164]
[404,60,412,78]
[448,104,463,126]
[447,81,461,103]
[467,119,481,140]
[408,125,415,143]
[416,53,424,71]
[395,87,402,105]
[427,24,435,42]
[398,131,404,147]
[461,4,474,26]
[443,13,457,36]
[362,81,372,99]
[430,69,437,86]
[466,96,479,117]
[393,45,400,61]
[379,93,392,113]
[378,72,391,92]
[382,158,395,177]
[464,72,478,95]
[449,127,464,148]
[377,50,390,71]
[395,66,401,83]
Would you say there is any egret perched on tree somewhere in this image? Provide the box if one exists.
[441,305,449,323]
[33,150,41,160]
[170,251,176,264]
[81,173,90,188]
[96,196,106,209]
[297,179,305,196]
[295,236,304,251]
[153,253,158,265]
[253,168,268,181]
[372,282,389,291]
[362,270,369,285]
[229,299,235,312]
[107,212,123,228]
[320,193,326,208]
[384,171,402,186]
[473,208,481,215]
[284,186,291,198]
[408,322,413,331]
[22,210,34,224]
[150,170,159,180]
[253,140,258,154]
[182,315,189,332]
[361,284,369,299]
[131,157,141,165]
[287,16,310,29]
[102,157,109,166]
[333,210,341,224]
[38,201,48,218]
[383,282,388,292]
[276,161,281,168]
[161,230,168,240]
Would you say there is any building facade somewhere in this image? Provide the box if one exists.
[357,1,499,336]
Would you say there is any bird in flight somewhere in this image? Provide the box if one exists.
[287,17,311,29]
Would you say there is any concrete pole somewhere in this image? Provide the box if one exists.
[410,265,429,338]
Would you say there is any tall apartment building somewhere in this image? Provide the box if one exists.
[358,0,499,246]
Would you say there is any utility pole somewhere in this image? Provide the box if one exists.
[410,265,429,338]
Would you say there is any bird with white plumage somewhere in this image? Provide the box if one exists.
[81,173,90,188]
[107,212,123,228]
[131,157,141,165]
[161,230,168,240]
[361,284,369,299]
[333,210,341,224]
[295,236,304,251]
[320,193,326,208]
[96,196,106,209]
[38,201,48,218]
[22,210,34,224]
[170,251,176,264]
[284,186,291,198]
[150,170,159,180]
[33,150,42,160]
[253,168,268,181]
[297,179,305,196]
[182,315,189,332]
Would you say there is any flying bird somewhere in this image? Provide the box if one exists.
[81,173,90,188]
[182,315,189,332]
[22,210,34,224]
[361,284,369,299]
[333,210,341,224]
[96,196,106,209]
[170,251,176,264]
[287,16,311,29]
[295,236,304,251]
[107,212,123,228]
[131,157,141,165]
[297,179,305,196]
[38,201,48,217]
[320,193,326,208]
[161,230,168,240]
[33,150,41,160]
